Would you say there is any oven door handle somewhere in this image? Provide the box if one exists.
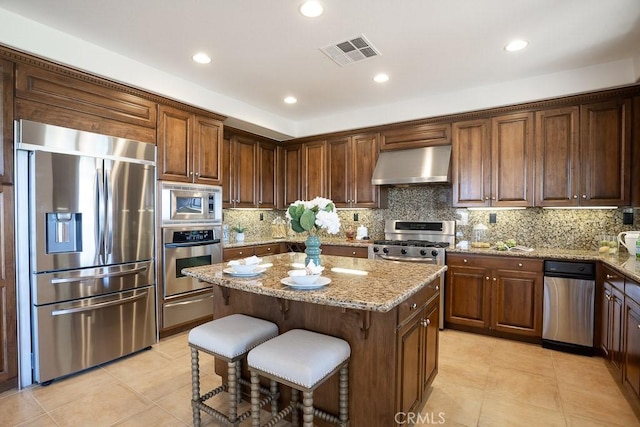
[378,254,436,263]
[164,240,220,248]
[50,290,148,316]
[49,265,148,284]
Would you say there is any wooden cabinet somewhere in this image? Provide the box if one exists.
[452,113,534,208]
[223,243,284,261]
[446,254,543,338]
[535,100,631,207]
[396,293,439,417]
[0,185,16,392]
[380,123,450,150]
[302,140,327,199]
[328,133,380,208]
[256,141,277,209]
[0,59,12,185]
[600,266,624,373]
[157,105,222,184]
[321,245,368,258]
[624,286,640,399]
[279,143,302,208]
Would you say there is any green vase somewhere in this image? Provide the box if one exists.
[305,234,322,266]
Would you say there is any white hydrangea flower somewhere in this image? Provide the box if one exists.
[315,210,341,234]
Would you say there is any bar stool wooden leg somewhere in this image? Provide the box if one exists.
[228,359,238,423]
[270,380,279,417]
[302,390,314,427]
[291,388,300,425]
[190,347,202,427]
[250,371,261,427]
[339,363,349,425]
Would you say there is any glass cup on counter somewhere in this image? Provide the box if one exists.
[597,234,618,255]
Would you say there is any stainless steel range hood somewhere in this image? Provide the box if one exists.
[371,145,452,185]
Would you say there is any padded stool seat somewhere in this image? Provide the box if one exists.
[189,314,279,427]
[248,329,350,427]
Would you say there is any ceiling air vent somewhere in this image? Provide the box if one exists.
[320,35,381,66]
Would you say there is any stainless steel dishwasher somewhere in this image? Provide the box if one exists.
[542,260,595,355]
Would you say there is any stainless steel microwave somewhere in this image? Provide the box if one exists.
[160,182,222,225]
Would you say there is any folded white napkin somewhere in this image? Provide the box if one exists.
[227,255,262,266]
[305,260,324,275]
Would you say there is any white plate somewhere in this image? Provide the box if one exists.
[280,276,331,290]
[223,267,266,277]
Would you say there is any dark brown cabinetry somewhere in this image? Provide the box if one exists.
[320,245,368,258]
[600,266,624,374]
[624,285,640,400]
[327,133,380,208]
[396,292,439,417]
[0,59,12,184]
[446,254,543,338]
[380,123,450,150]
[256,141,278,209]
[0,180,16,392]
[223,243,285,262]
[302,140,327,199]
[451,119,491,207]
[157,105,223,184]
[279,143,302,208]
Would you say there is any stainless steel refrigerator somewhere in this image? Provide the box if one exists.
[15,120,157,384]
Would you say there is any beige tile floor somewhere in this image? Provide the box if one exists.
[1,329,639,426]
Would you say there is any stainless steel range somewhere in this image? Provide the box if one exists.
[368,220,456,329]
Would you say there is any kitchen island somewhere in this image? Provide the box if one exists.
[183,253,446,426]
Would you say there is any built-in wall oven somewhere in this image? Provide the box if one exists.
[159,182,223,331]
[368,220,456,329]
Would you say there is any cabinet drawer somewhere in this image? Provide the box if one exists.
[254,244,282,256]
[381,123,451,150]
[626,278,640,306]
[223,246,255,261]
[398,280,439,325]
[447,253,542,272]
[322,245,369,258]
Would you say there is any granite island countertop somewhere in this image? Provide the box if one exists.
[183,252,446,312]
[222,236,373,248]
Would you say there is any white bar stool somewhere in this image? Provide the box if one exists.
[189,314,279,426]
[247,329,350,427]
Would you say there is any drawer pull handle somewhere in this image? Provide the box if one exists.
[606,274,614,279]
[267,248,271,251]
[435,285,439,291]
[637,324,640,330]
[518,263,523,267]
[463,259,468,263]
[352,251,356,255]
[486,276,490,280]
[410,303,417,310]
[493,278,497,281]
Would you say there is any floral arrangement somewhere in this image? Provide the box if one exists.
[285,197,341,235]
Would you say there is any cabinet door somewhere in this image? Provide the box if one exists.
[452,119,491,207]
[257,141,277,208]
[233,136,257,208]
[351,133,379,207]
[0,59,12,185]
[491,269,543,336]
[327,136,351,207]
[611,285,624,371]
[580,99,631,206]
[625,296,640,399]
[534,106,579,207]
[157,105,193,182]
[491,113,534,207]
[601,281,614,358]
[445,265,490,328]
[192,116,222,185]
[222,137,233,207]
[396,312,424,415]
[302,140,327,199]
[422,301,439,393]
[0,185,16,392]
[281,144,302,207]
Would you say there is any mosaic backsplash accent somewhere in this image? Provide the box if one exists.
[224,186,639,250]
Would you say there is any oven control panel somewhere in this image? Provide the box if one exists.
[171,229,216,244]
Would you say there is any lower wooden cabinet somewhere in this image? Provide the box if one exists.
[223,243,284,261]
[600,266,625,374]
[624,293,640,399]
[0,185,16,392]
[396,294,439,417]
[445,254,543,338]
[321,245,368,258]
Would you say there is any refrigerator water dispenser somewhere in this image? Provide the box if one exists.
[46,212,82,253]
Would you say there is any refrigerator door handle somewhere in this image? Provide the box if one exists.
[50,290,148,316]
[49,265,148,284]
[105,168,114,256]
[96,166,106,264]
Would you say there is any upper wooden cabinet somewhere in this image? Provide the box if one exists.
[223,133,278,208]
[0,185,17,392]
[302,139,327,200]
[535,99,631,207]
[452,113,534,207]
[0,59,13,185]
[279,143,302,208]
[328,133,380,208]
[157,105,222,185]
[380,123,450,150]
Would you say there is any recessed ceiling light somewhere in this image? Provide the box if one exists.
[284,96,298,104]
[373,73,389,83]
[504,39,528,52]
[192,53,211,64]
[299,1,324,18]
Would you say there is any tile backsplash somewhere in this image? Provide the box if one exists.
[223,186,639,250]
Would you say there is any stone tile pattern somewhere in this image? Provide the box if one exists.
[183,252,445,312]
[3,329,638,426]
[223,186,639,249]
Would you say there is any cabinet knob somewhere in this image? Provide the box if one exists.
[239,251,243,255]
[420,319,429,327]
[435,285,440,291]
[637,324,640,330]
[484,196,489,200]
[267,247,271,251]
[195,172,199,177]
[605,293,611,301]
[491,196,496,200]
[518,263,523,267]
[582,194,587,199]
[410,303,417,310]
[606,274,614,279]
[573,195,578,199]
[189,171,194,176]
[352,251,356,255]
[493,277,497,281]
[463,259,468,263]
[486,276,490,280]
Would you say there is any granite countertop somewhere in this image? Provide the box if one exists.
[447,246,640,283]
[182,252,446,312]
[223,237,373,249]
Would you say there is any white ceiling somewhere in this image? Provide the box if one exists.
[0,0,639,140]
